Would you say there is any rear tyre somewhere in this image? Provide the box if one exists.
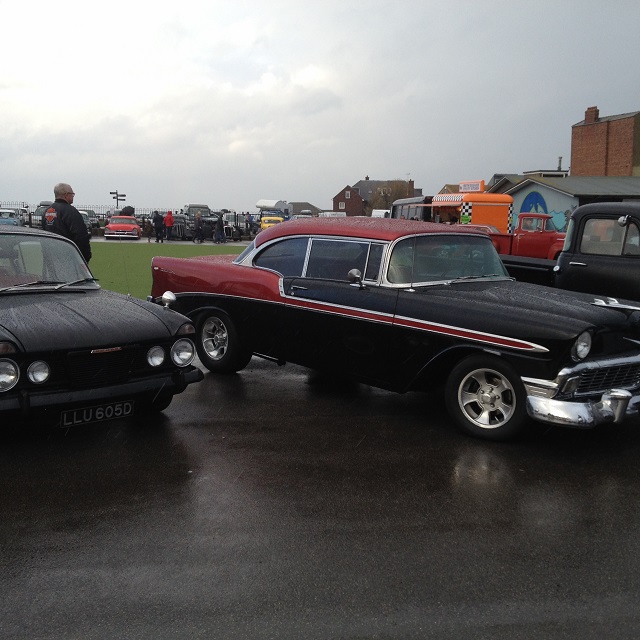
[445,355,528,441]
[195,312,252,374]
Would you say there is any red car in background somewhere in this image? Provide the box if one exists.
[104,215,142,240]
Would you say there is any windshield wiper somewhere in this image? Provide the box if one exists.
[0,280,64,293]
[0,278,98,293]
[55,277,98,290]
[449,274,513,282]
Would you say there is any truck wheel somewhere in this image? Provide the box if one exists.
[195,312,252,374]
[445,355,528,441]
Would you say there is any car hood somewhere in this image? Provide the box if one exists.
[106,224,138,230]
[415,280,640,341]
[0,289,184,352]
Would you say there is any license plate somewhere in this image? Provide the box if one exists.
[60,400,135,427]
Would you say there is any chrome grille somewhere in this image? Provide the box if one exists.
[577,363,640,394]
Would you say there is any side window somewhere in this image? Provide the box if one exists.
[253,237,309,276]
[580,219,625,256]
[623,222,640,255]
[305,239,368,280]
[388,238,415,283]
[364,243,385,281]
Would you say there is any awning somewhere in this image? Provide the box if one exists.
[431,194,463,207]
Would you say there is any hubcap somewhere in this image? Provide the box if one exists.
[201,317,228,361]
[458,368,515,429]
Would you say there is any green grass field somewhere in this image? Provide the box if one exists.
[89,241,244,299]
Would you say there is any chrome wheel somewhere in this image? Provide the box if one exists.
[195,312,252,374]
[201,316,228,361]
[445,355,527,440]
[457,367,516,428]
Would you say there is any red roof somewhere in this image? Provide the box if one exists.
[254,216,488,247]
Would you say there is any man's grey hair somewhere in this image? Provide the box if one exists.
[54,183,72,198]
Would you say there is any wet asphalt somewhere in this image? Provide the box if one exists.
[2,357,640,639]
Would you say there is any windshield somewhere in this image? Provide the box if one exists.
[0,233,96,290]
[387,234,509,285]
[109,217,137,225]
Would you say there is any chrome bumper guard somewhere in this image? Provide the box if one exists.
[526,389,639,429]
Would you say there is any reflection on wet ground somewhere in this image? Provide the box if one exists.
[2,358,640,638]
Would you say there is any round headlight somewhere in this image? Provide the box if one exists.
[0,358,19,391]
[171,339,195,367]
[27,361,50,384]
[147,346,165,367]
[572,331,592,361]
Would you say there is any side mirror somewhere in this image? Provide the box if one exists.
[348,269,364,289]
[618,215,630,227]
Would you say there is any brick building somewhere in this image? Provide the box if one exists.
[571,106,640,176]
[332,177,419,216]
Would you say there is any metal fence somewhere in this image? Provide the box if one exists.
[1,201,183,227]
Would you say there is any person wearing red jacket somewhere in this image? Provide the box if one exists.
[164,210,174,241]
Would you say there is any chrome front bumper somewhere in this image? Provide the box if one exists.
[526,389,640,429]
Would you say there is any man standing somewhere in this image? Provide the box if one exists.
[152,210,165,243]
[164,210,174,241]
[42,183,92,262]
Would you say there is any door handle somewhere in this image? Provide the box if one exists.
[568,262,587,266]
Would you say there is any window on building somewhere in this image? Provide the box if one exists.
[339,202,345,210]
[345,191,351,199]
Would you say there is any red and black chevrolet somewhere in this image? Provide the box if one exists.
[150,217,640,441]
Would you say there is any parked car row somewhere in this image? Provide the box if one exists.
[6,210,640,443]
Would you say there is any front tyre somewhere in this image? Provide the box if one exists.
[196,312,252,374]
[445,355,528,441]
[136,390,173,414]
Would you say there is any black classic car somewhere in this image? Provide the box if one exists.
[0,226,203,427]
[150,217,640,441]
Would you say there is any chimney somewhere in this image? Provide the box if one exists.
[557,156,562,171]
[408,179,414,196]
[584,106,599,124]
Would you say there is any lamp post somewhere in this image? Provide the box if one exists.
[109,190,127,211]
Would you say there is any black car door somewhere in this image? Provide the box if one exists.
[557,215,640,300]
[280,276,400,388]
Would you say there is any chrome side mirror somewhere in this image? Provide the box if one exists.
[618,215,630,227]
[348,269,364,289]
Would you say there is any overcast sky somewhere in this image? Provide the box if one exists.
[2,0,639,212]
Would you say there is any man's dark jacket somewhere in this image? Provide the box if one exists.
[42,199,92,262]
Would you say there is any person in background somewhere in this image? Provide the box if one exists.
[214,214,226,244]
[193,211,205,243]
[144,217,153,242]
[164,210,174,241]
[152,210,165,243]
[41,182,92,262]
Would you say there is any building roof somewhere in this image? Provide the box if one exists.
[505,176,640,198]
[289,201,323,215]
[573,110,640,127]
[351,179,389,200]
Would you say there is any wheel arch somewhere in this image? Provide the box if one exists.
[405,345,523,393]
